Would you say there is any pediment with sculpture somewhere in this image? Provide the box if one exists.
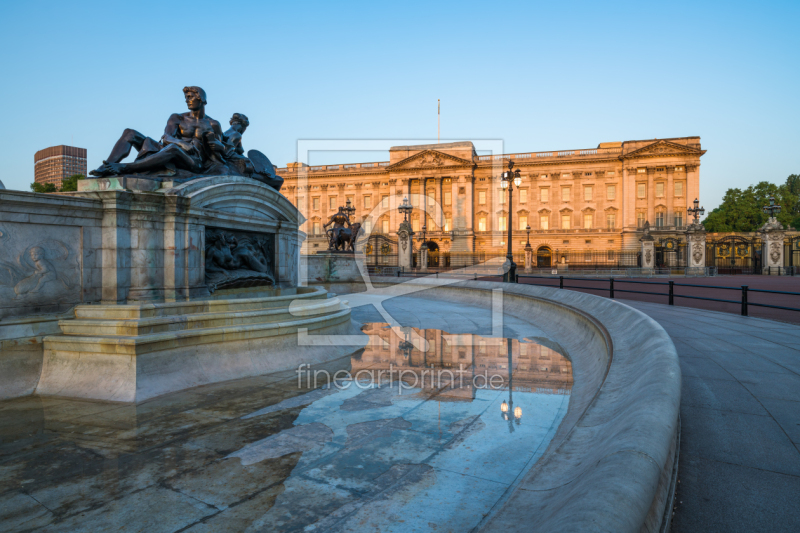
[624,139,706,159]
[385,150,474,171]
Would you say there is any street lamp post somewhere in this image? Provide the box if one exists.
[763,196,781,220]
[687,198,705,224]
[399,196,413,222]
[418,224,428,272]
[500,160,522,283]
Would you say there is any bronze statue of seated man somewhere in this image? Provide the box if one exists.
[90,86,228,177]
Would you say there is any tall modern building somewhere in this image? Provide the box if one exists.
[34,145,87,188]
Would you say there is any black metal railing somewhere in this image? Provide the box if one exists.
[517,276,800,316]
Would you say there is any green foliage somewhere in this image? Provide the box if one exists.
[30,182,57,193]
[29,174,85,193]
[703,175,800,232]
[59,174,85,192]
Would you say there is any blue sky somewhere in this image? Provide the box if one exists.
[0,0,797,211]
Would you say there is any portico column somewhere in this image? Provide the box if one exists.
[389,179,398,237]
[434,177,443,228]
[666,166,675,226]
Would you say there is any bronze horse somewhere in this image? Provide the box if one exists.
[331,223,362,252]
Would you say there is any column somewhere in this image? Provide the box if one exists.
[389,179,398,237]
[666,166,675,227]
[99,191,133,303]
[434,177,443,228]
[646,167,655,226]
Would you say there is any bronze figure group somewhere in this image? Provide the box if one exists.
[323,207,361,252]
[90,86,283,190]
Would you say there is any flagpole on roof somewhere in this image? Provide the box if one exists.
[438,99,440,144]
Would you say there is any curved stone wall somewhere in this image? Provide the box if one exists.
[328,277,681,533]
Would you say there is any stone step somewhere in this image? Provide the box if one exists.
[59,298,344,337]
[44,307,353,356]
[74,286,329,320]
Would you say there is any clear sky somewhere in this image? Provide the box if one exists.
[0,0,797,212]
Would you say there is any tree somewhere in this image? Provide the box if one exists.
[704,175,799,232]
[30,182,57,193]
[28,174,84,193]
[59,174,85,192]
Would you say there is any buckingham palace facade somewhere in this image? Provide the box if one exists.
[279,137,705,260]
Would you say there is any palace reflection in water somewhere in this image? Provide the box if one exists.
[354,323,573,400]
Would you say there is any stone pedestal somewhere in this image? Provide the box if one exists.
[524,246,533,273]
[685,222,707,275]
[397,221,413,272]
[420,247,428,273]
[760,218,785,275]
[640,221,655,272]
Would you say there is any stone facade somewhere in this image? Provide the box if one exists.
[280,137,705,256]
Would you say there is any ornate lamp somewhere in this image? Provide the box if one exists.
[525,224,532,249]
[343,198,356,219]
[399,196,413,222]
[500,160,522,283]
[763,196,781,220]
[687,198,705,224]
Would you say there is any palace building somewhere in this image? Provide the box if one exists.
[279,137,704,265]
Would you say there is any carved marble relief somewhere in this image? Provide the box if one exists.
[0,225,81,308]
[204,227,275,292]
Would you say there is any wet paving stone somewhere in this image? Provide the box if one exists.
[0,324,573,532]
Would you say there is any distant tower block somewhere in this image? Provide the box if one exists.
[34,145,87,189]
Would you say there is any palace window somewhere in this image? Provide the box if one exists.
[364,220,372,233]
[381,195,389,208]
[478,217,487,231]
[444,191,452,205]
[411,195,419,207]
[540,188,549,202]
[428,192,435,206]
[445,218,452,231]
[519,189,527,203]
[637,168,646,174]
[479,191,487,204]
[583,213,592,229]
[313,197,320,210]
[584,186,593,201]
[413,219,420,232]
[637,212,646,227]
[655,211,665,227]
[637,183,646,199]
[607,185,616,200]
[313,221,321,235]
[606,213,616,229]
[498,216,507,231]
[675,182,684,196]
[561,214,571,229]
[519,215,528,230]
[364,195,371,209]
[561,187,571,202]
[329,196,337,209]
[382,220,390,233]
[347,195,354,207]
[656,182,665,197]
[675,214,683,228]
[540,214,549,230]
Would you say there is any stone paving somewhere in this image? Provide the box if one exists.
[0,299,569,533]
[623,300,800,533]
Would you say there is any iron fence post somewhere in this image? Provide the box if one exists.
[610,278,614,299]
[741,285,748,316]
[669,281,674,306]
[559,276,564,289]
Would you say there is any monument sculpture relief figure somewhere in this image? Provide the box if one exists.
[204,229,275,292]
[89,87,284,190]
[0,238,78,301]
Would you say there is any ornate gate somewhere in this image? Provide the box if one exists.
[656,238,687,269]
[707,236,761,275]
[364,234,398,269]
[536,246,552,268]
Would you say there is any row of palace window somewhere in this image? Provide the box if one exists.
[636,212,685,227]
[301,181,686,213]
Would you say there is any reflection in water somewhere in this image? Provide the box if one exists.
[0,325,574,532]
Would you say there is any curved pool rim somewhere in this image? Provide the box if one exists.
[327,277,681,533]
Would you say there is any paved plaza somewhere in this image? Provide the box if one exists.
[625,300,800,532]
